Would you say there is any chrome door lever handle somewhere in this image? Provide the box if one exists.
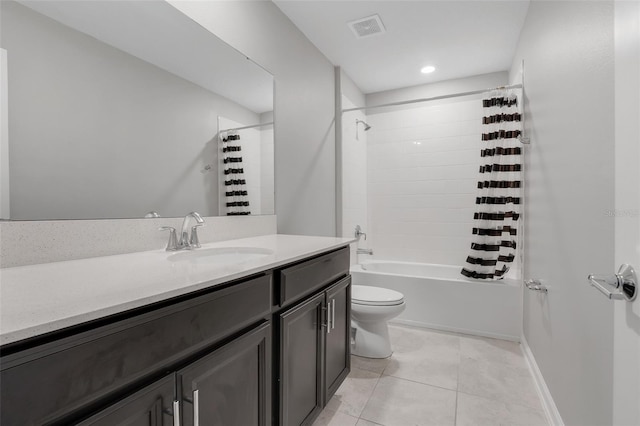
[587,264,637,302]
[588,275,626,300]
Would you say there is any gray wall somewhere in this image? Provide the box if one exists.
[1,1,260,220]
[170,1,337,237]
[0,48,8,218]
[366,71,507,107]
[613,2,640,425]
[341,70,366,109]
[509,1,615,424]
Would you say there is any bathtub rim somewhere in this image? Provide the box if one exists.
[351,260,521,287]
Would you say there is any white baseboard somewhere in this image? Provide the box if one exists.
[521,334,564,426]
[389,318,520,342]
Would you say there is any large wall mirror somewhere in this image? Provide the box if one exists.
[0,0,274,220]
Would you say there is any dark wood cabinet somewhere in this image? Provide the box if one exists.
[277,276,351,426]
[0,246,351,426]
[178,322,271,426]
[0,274,272,426]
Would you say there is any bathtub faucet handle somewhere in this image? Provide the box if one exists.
[525,279,548,293]
[355,225,367,240]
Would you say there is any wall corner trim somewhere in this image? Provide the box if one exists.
[521,334,565,426]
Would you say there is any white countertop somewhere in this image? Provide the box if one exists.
[0,234,354,346]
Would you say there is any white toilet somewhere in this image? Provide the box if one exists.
[351,285,406,358]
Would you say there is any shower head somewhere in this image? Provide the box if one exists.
[356,119,372,131]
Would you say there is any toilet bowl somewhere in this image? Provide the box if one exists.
[351,285,406,358]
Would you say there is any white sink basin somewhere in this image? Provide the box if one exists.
[167,246,274,265]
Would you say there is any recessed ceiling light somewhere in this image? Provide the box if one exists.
[421,66,436,74]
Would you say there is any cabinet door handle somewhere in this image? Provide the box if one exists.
[193,389,200,426]
[326,301,332,334]
[331,299,336,330]
[173,400,180,426]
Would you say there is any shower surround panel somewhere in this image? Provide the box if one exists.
[366,99,484,267]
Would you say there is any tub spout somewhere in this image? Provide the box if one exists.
[357,248,373,255]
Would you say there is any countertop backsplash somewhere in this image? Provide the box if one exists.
[0,215,277,268]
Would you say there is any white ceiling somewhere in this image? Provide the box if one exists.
[274,0,530,94]
[18,0,274,114]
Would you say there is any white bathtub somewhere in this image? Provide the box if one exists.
[350,261,522,341]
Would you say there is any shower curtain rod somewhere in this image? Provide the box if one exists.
[220,121,274,133]
[342,83,523,113]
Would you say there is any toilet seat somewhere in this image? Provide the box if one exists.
[352,285,404,306]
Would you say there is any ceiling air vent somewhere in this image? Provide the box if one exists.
[348,14,386,39]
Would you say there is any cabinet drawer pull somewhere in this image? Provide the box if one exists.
[331,299,336,330]
[173,400,180,426]
[193,389,200,426]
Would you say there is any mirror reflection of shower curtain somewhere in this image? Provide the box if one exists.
[461,89,522,280]
[221,131,251,216]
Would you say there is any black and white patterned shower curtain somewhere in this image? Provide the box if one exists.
[221,131,251,216]
[461,90,522,280]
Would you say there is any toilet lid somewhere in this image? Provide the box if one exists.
[352,285,404,306]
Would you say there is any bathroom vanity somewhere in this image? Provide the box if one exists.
[0,235,352,426]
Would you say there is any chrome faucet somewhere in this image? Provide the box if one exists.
[180,211,204,249]
[159,211,205,251]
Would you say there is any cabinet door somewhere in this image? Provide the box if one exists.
[324,277,351,402]
[177,322,271,426]
[76,374,175,426]
[279,292,325,426]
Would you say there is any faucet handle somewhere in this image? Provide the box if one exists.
[355,225,367,240]
[190,224,204,249]
[159,226,179,251]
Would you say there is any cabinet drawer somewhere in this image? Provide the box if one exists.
[277,247,349,308]
[76,374,175,426]
[0,274,272,426]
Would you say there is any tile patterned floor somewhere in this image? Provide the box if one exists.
[313,324,548,426]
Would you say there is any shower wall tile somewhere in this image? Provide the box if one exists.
[367,98,482,267]
[369,194,475,210]
[369,179,478,197]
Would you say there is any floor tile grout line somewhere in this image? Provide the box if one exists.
[379,371,458,393]
[390,323,523,346]
[454,390,459,426]
[350,364,385,378]
[455,388,547,412]
[357,417,386,426]
[357,372,384,422]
